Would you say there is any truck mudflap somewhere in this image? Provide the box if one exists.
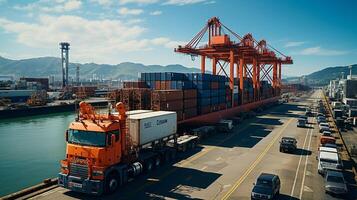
[58,173,104,195]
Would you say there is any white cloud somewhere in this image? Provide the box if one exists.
[203,0,215,4]
[0,0,7,5]
[14,0,82,13]
[91,0,113,6]
[150,37,185,48]
[284,41,305,47]
[118,7,144,15]
[163,0,206,6]
[298,46,348,56]
[119,0,159,5]
[0,15,180,63]
[149,10,162,15]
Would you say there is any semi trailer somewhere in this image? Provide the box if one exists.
[58,101,201,195]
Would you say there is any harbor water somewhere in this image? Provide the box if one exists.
[0,112,75,196]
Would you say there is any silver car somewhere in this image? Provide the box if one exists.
[325,170,348,195]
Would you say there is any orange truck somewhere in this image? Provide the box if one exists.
[58,101,199,195]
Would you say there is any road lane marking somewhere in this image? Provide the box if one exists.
[128,117,267,196]
[290,121,312,197]
[299,118,315,199]
[221,118,293,200]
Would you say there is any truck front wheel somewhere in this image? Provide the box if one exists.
[105,172,119,194]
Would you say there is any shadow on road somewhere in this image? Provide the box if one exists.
[290,148,312,156]
[277,193,299,200]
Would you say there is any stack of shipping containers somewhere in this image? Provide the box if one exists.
[118,72,273,122]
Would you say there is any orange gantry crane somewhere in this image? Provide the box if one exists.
[175,17,293,105]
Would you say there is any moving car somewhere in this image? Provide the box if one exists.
[325,170,348,196]
[279,137,297,153]
[251,173,280,200]
[297,118,307,127]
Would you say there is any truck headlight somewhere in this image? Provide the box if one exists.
[60,161,68,173]
[92,170,104,176]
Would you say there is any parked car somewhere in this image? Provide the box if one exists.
[325,170,348,196]
[320,122,330,128]
[320,136,336,146]
[251,173,280,200]
[319,147,338,154]
[317,117,327,124]
[317,151,342,175]
[319,125,330,133]
[279,137,297,153]
[324,143,338,149]
[321,130,332,135]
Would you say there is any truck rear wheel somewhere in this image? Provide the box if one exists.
[105,172,119,194]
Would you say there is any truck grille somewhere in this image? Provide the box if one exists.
[70,163,88,179]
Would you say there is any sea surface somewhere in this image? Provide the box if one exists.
[0,112,75,196]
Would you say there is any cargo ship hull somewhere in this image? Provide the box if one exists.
[178,96,278,126]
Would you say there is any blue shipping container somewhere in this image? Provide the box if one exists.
[197,89,211,98]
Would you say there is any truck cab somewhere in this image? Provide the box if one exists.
[58,102,129,195]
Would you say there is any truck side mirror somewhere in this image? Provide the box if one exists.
[65,130,68,142]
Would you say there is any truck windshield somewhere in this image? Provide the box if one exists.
[68,129,106,147]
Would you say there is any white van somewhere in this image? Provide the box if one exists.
[317,151,342,175]
[318,146,337,153]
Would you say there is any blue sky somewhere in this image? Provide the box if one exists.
[0,0,356,76]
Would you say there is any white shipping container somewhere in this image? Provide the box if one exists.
[128,111,177,146]
[126,110,152,115]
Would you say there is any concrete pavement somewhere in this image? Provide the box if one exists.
[29,91,354,200]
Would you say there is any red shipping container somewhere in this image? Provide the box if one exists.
[183,89,197,99]
[161,81,166,90]
[165,81,171,90]
[152,90,183,102]
[155,81,161,90]
[184,98,197,109]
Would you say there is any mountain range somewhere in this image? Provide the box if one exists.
[0,56,356,85]
[0,56,200,81]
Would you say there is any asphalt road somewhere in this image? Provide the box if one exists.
[29,90,355,200]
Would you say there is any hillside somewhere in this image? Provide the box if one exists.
[0,56,200,80]
[306,64,357,85]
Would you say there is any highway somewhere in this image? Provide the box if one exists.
[28,90,355,200]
